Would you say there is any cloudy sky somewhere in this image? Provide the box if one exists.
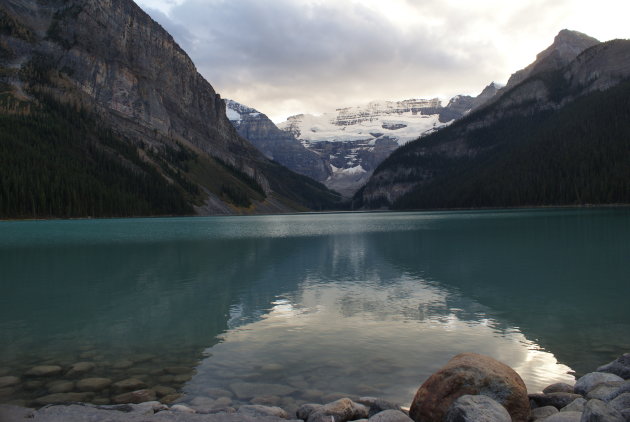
[136,0,630,122]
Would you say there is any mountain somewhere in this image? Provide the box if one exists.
[354,30,630,210]
[271,97,474,196]
[0,0,341,219]
[225,99,330,181]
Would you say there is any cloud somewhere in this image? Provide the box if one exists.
[138,0,629,121]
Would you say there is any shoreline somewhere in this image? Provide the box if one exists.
[1,352,628,422]
[2,203,630,223]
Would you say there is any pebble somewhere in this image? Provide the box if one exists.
[160,393,182,404]
[76,377,112,392]
[111,360,134,370]
[112,389,157,404]
[0,376,20,389]
[47,380,75,393]
[66,362,96,377]
[25,365,63,377]
[170,404,196,413]
[111,378,147,393]
[153,385,176,398]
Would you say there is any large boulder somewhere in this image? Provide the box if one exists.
[598,354,630,379]
[444,395,511,422]
[409,353,530,422]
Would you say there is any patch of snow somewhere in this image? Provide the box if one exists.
[225,107,241,122]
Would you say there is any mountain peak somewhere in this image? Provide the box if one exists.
[538,29,600,63]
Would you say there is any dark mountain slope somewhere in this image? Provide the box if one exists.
[355,35,630,210]
[0,0,341,218]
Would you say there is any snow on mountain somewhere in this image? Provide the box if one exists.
[278,98,451,147]
[274,97,473,197]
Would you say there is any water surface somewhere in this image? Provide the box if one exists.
[1,208,629,408]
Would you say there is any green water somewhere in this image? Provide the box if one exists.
[1,208,629,409]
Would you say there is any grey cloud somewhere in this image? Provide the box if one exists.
[142,0,517,119]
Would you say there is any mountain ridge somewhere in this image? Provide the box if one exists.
[354,30,630,210]
[0,0,342,218]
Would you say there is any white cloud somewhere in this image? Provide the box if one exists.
[136,0,630,122]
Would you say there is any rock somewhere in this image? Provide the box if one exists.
[0,376,20,389]
[66,362,96,377]
[213,396,233,408]
[205,387,234,399]
[92,397,111,405]
[603,381,630,402]
[370,409,414,422]
[172,374,192,383]
[238,404,289,419]
[171,404,197,413]
[111,378,147,393]
[76,377,112,392]
[160,393,182,404]
[574,372,624,395]
[25,365,63,377]
[0,387,15,397]
[444,394,511,422]
[306,398,369,422]
[544,383,576,394]
[164,366,190,375]
[0,404,35,420]
[131,354,156,364]
[136,401,168,412]
[33,392,94,405]
[47,380,75,393]
[587,382,625,401]
[153,385,176,398]
[24,380,45,390]
[621,409,630,421]
[538,412,582,421]
[357,397,403,418]
[529,393,585,409]
[321,392,359,403]
[581,399,625,422]
[530,406,558,420]
[598,354,630,379]
[111,360,134,369]
[230,382,296,399]
[609,393,630,412]
[112,389,157,404]
[297,403,323,420]
[561,398,587,412]
[409,353,530,422]
[252,395,282,406]
[300,389,324,401]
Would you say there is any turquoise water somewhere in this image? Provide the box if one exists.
[1,208,629,408]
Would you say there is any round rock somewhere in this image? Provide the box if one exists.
[581,399,625,422]
[25,365,63,377]
[111,378,147,393]
[112,389,156,404]
[574,372,624,395]
[47,380,75,394]
[76,377,112,392]
[65,362,95,377]
[0,377,20,389]
[530,405,558,420]
[444,395,511,422]
[543,383,575,394]
[409,353,530,422]
[369,409,414,422]
[597,354,630,379]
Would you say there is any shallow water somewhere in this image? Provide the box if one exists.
[1,208,629,408]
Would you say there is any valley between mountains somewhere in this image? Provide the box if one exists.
[1,0,629,219]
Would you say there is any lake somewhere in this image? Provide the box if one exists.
[1,208,629,409]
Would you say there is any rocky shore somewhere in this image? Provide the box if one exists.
[1,352,629,422]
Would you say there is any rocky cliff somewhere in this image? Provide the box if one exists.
[225,100,330,181]
[0,0,341,217]
[355,30,630,210]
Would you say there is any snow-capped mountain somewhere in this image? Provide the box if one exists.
[276,96,474,196]
[225,100,330,182]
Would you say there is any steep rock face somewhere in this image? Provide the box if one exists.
[475,29,600,111]
[356,31,630,210]
[225,100,330,181]
[0,0,341,216]
[276,97,473,196]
